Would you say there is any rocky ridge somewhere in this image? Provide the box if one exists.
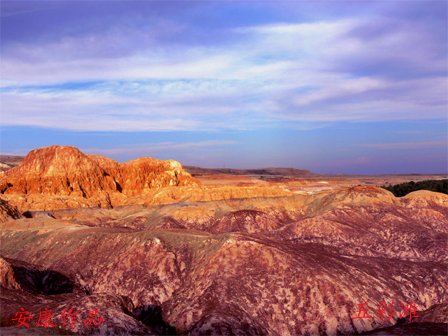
[0,146,200,209]
[184,166,314,176]
[1,146,447,335]
[1,185,447,335]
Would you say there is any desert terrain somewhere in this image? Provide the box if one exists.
[0,146,447,335]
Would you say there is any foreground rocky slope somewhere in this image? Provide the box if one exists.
[1,146,446,335]
[1,184,447,335]
[1,257,157,335]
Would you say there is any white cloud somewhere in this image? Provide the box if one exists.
[1,15,446,131]
[358,141,447,149]
[82,140,238,157]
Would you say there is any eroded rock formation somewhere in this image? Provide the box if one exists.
[0,199,22,223]
[1,146,446,335]
[0,146,200,208]
[1,185,447,335]
[0,146,324,212]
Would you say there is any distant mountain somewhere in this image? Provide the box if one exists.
[1,155,315,176]
[184,166,316,176]
[0,155,25,170]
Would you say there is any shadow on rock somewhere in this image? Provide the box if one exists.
[4,257,82,295]
[136,304,177,335]
[22,210,56,219]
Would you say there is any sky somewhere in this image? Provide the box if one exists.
[1,0,447,174]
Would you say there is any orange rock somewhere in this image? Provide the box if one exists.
[0,257,21,290]
[0,146,200,204]
[2,146,118,198]
[0,198,22,223]
[120,157,200,196]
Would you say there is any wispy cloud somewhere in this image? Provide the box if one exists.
[1,2,446,131]
[0,151,28,156]
[358,141,447,149]
[82,140,238,157]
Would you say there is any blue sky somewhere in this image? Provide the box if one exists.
[1,1,447,174]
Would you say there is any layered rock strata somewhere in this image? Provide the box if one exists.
[1,187,447,335]
[1,146,447,335]
[0,146,200,208]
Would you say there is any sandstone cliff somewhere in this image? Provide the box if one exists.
[0,146,200,208]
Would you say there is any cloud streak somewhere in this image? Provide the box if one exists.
[1,1,446,132]
[358,141,447,149]
[82,140,238,157]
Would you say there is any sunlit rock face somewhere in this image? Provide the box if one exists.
[1,146,118,198]
[0,148,447,335]
[0,146,200,208]
[0,257,21,290]
[120,157,199,196]
[0,199,22,223]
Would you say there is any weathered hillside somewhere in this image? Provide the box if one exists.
[1,185,447,335]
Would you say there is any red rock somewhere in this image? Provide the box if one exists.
[120,157,200,196]
[1,163,447,335]
[0,256,158,335]
[1,146,118,198]
[0,199,22,223]
[0,146,201,207]
[1,220,447,335]
[0,257,21,290]
[1,286,157,335]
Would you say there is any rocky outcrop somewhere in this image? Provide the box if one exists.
[2,226,446,335]
[1,146,118,198]
[0,199,22,223]
[0,146,200,208]
[0,257,21,290]
[1,286,157,335]
[0,256,84,295]
[120,157,199,196]
[0,184,292,213]
[0,256,159,335]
